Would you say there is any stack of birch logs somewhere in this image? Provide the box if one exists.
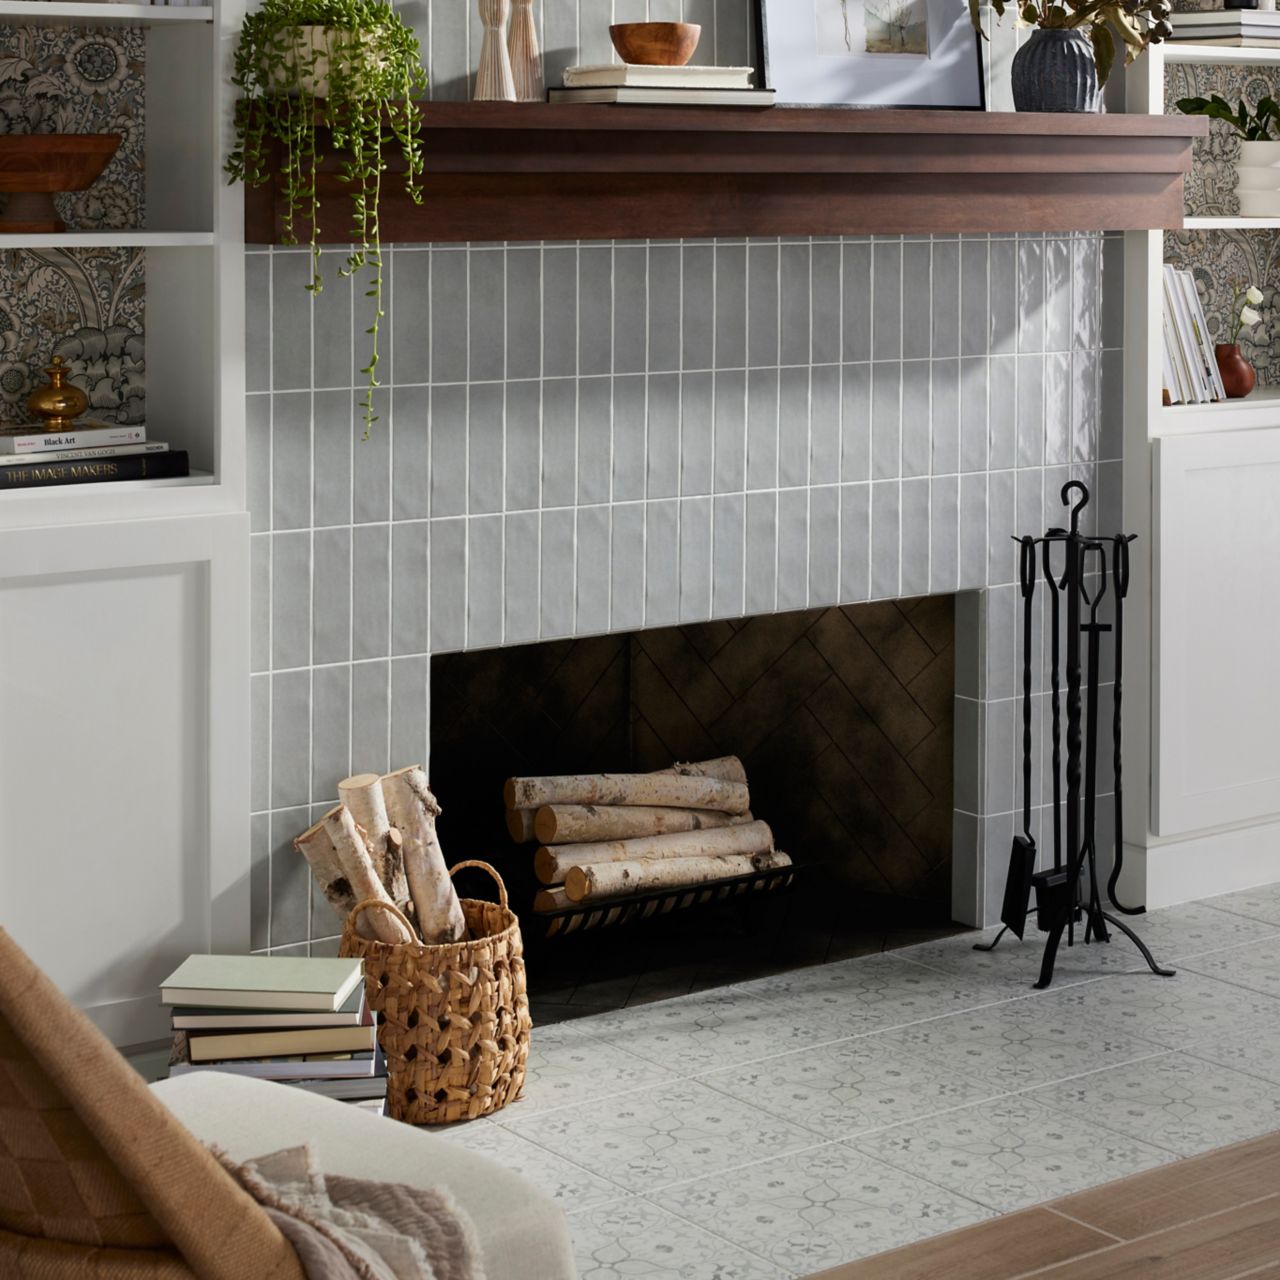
[295,768,467,945]
[505,756,792,911]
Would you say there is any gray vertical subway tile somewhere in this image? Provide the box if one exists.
[988,355,1017,473]
[391,521,429,657]
[311,663,351,801]
[392,385,431,521]
[810,363,840,487]
[250,811,269,951]
[1073,235,1101,349]
[251,672,270,814]
[715,241,747,369]
[872,240,903,362]
[712,492,746,618]
[575,504,612,636]
[540,507,575,639]
[681,371,715,497]
[900,476,930,597]
[613,374,647,503]
[468,381,505,515]
[713,369,747,493]
[1043,351,1071,466]
[1072,350,1099,463]
[578,245,613,377]
[930,474,960,594]
[955,590,983,701]
[841,363,871,483]
[351,660,390,778]
[746,367,779,490]
[1016,466,1044,542]
[959,472,989,590]
[610,502,645,632]
[1015,353,1046,468]
[988,237,1017,356]
[1100,348,1123,461]
[392,249,430,385]
[429,384,468,518]
[578,376,613,506]
[748,240,780,367]
[1101,234,1124,350]
[840,482,871,602]
[780,242,812,366]
[988,468,1017,587]
[931,239,960,359]
[247,394,271,533]
[503,510,540,646]
[778,366,810,489]
[430,248,468,384]
[959,357,989,474]
[776,487,808,613]
[679,496,713,623]
[985,584,1017,703]
[312,264,352,389]
[352,388,390,523]
[931,358,959,476]
[901,360,930,479]
[808,483,839,606]
[505,246,542,382]
[870,479,900,600]
[613,244,648,376]
[272,392,311,531]
[270,808,311,948]
[352,524,390,661]
[842,241,872,363]
[645,498,680,627]
[541,377,578,509]
[270,669,311,809]
[1098,458,1123,535]
[272,531,311,671]
[427,0,470,95]
[429,517,467,653]
[954,697,982,812]
[1044,236,1072,353]
[246,254,271,393]
[960,238,989,359]
[984,696,1016,815]
[312,527,351,667]
[871,363,901,481]
[312,390,352,528]
[466,513,504,649]
[682,244,715,371]
[543,246,578,378]
[390,656,429,770]
[272,253,311,391]
[901,240,932,361]
[650,243,680,373]
[251,535,270,674]
[468,248,506,382]
[745,489,777,616]
[647,372,680,499]
[717,0,752,64]
[811,241,842,367]
[1017,237,1045,355]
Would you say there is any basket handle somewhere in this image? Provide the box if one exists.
[449,859,509,911]
[344,897,416,938]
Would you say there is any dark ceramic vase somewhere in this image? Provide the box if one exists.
[1011,28,1102,113]
[1215,343,1257,398]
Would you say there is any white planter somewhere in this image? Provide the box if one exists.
[271,26,363,98]
[1235,140,1280,211]
[1237,190,1280,217]
[1236,139,1280,171]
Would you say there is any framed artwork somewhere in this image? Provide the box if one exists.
[756,0,986,109]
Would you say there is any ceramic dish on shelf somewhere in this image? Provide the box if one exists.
[609,22,701,65]
[0,134,121,234]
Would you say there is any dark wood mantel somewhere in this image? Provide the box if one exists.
[243,103,1207,244]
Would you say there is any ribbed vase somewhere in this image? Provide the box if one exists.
[508,0,544,102]
[1010,28,1101,113]
[475,0,516,101]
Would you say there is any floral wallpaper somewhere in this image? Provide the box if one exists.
[0,25,144,425]
[1165,62,1280,386]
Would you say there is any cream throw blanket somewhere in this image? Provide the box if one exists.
[215,1145,484,1280]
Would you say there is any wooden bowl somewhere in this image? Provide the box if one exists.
[609,22,702,66]
[0,135,121,234]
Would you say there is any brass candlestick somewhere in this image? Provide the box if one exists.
[26,356,88,432]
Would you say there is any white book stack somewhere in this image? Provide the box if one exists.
[551,63,775,106]
[1169,11,1280,46]
[1162,265,1226,405]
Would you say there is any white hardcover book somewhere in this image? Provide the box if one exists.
[548,87,776,106]
[0,423,147,455]
[563,63,755,89]
[1161,271,1190,403]
[1164,266,1208,402]
[0,441,168,467]
[1178,269,1226,402]
[1161,312,1183,405]
[1174,269,1215,402]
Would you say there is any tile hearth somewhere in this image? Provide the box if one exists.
[434,885,1280,1279]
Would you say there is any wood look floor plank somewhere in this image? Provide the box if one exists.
[801,1208,1114,1280]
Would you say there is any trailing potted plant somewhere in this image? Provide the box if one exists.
[1177,93,1280,217]
[226,0,428,436]
[973,0,1173,113]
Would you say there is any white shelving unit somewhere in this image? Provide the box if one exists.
[0,1,214,22]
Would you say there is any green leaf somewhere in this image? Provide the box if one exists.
[1091,23,1116,86]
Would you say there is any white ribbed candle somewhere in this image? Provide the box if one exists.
[475,0,516,101]
[508,0,544,102]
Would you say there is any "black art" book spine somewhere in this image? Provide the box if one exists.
[0,450,190,490]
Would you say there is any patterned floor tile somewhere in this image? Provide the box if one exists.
[648,1143,993,1276]
[895,929,1125,989]
[853,1093,1177,1213]
[1181,935,1280,1001]
[1117,901,1280,961]
[1201,882,1280,928]
[569,1197,784,1280]
[1029,1052,1280,1157]
[505,1078,816,1193]
[431,1116,625,1209]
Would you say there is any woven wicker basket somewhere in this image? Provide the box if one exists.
[340,860,531,1125]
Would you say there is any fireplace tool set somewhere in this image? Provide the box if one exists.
[979,481,1175,990]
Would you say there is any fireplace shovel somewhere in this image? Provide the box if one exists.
[998,535,1039,940]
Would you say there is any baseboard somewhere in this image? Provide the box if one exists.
[1122,818,1280,910]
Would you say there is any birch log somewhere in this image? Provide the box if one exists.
[322,806,415,944]
[534,820,776,885]
[294,809,358,924]
[668,756,748,784]
[338,773,409,905]
[381,766,467,945]
[504,772,750,814]
[534,804,753,846]
[506,807,538,844]
[566,850,793,903]
[533,886,569,913]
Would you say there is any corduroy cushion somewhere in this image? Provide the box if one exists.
[0,930,305,1280]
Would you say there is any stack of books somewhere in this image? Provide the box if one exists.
[0,421,188,491]
[1169,10,1280,47]
[161,954,387,1115]
[550,63,775,106]
[1162,264,1225,405]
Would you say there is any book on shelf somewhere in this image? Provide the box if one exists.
[1161,264,1224,405]
[0,441,168,468]
[0,450,188,490]
[0,422,145,455]
[562,63,755,90]
[168,1046,380,1080]
[1168,11,1280,43]
[187,1022,377,1063]
[160,954,365,1013]
[170,985,366,1030]
[290,1072,388,1102]
[548,86,777,106]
